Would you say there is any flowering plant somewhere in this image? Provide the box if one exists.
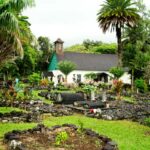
[113,80,123,100]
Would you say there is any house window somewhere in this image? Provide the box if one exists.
[57,75,64,83]
[73,74,76,82]
[77,74,81,83]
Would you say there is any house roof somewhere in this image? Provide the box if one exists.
[57,52,118,71]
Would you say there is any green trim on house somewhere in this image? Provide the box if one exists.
[48,52,58,71]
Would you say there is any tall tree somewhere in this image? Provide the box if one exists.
[37,36,53,71]
[0,0,35,64]
[38,36,53,62]
[97,0,139,66]
[123,0,150,91]
[15,45,39,76]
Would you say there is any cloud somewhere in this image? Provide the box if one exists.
[23,0,150,46]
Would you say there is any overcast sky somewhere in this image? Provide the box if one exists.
[23,0,150,47]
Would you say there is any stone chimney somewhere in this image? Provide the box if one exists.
[54,38,64,55]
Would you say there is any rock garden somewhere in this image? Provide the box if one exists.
[0,77,150,150]
[1,0,150,149]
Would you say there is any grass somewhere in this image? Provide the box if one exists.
[0,115,149,150]
[123,96,136,103]
[0,107,25,114]
[44,115,150,150]
[31,90,53,104]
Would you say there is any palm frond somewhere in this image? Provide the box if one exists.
[97,0,140,33]
[0,0,35,13]
[0,11,19,33]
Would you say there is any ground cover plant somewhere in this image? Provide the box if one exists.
[0,115,149,150]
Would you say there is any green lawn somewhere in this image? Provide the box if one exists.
[123,96,136,103]
[0,115,149,150]
[0,107,25,114]
[32,89,53,104]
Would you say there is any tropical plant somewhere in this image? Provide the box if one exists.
[113,80,123,100]
[97,0,140,66]
[55,131,68,146]
[0,0,35,64]
[40,79,49,87]
[0,61,19,79]
[38,36,53,63]
[58,61,76,83]
[28,73,41,86]
[135,78,148,93]
[123,1,150,92]
[109,67,124,79]
[82,84,97,94]
[144,118,150,127]
[15,45,39,76]
[84,73,97,80]
[78,120,84,133]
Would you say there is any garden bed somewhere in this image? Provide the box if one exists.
[4,124,118,150]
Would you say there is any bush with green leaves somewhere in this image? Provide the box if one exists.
[144,118,150,127]
[135,79,148,93]
[56,83,69,91]
[84,73,97,80]
[82,84,97,94]
[78,120,84,133]
[109,67,124,79]
[28,73,41,86]
[97,82,110,90]
[55,131,69,146]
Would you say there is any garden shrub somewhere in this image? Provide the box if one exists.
[144,118,150,127]
[109,67,124,79]
[135,79,148,93]
[48,80,54,87]
[84,73,97,80]
[97,82,110,90]
[28,73,41,86]
[40,79,49,87]
[82,84,97,94]
[55,131,68,146]
[56,83,69,91]
[113,80,123,100]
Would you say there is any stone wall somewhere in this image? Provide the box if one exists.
[86,100,150,123]
[0,100,73,117]
[0,111,40,123]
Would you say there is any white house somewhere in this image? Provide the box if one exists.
[48,38,131,85]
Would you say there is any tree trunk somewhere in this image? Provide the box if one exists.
[131,69,134,93]
[116,24,122,67]
[65,75,67,83]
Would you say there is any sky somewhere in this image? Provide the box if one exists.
[23,0,150,47]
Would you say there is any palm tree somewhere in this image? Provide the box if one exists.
[97,0,140,66]
[0,0,35,64]
[58,61,76,83]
